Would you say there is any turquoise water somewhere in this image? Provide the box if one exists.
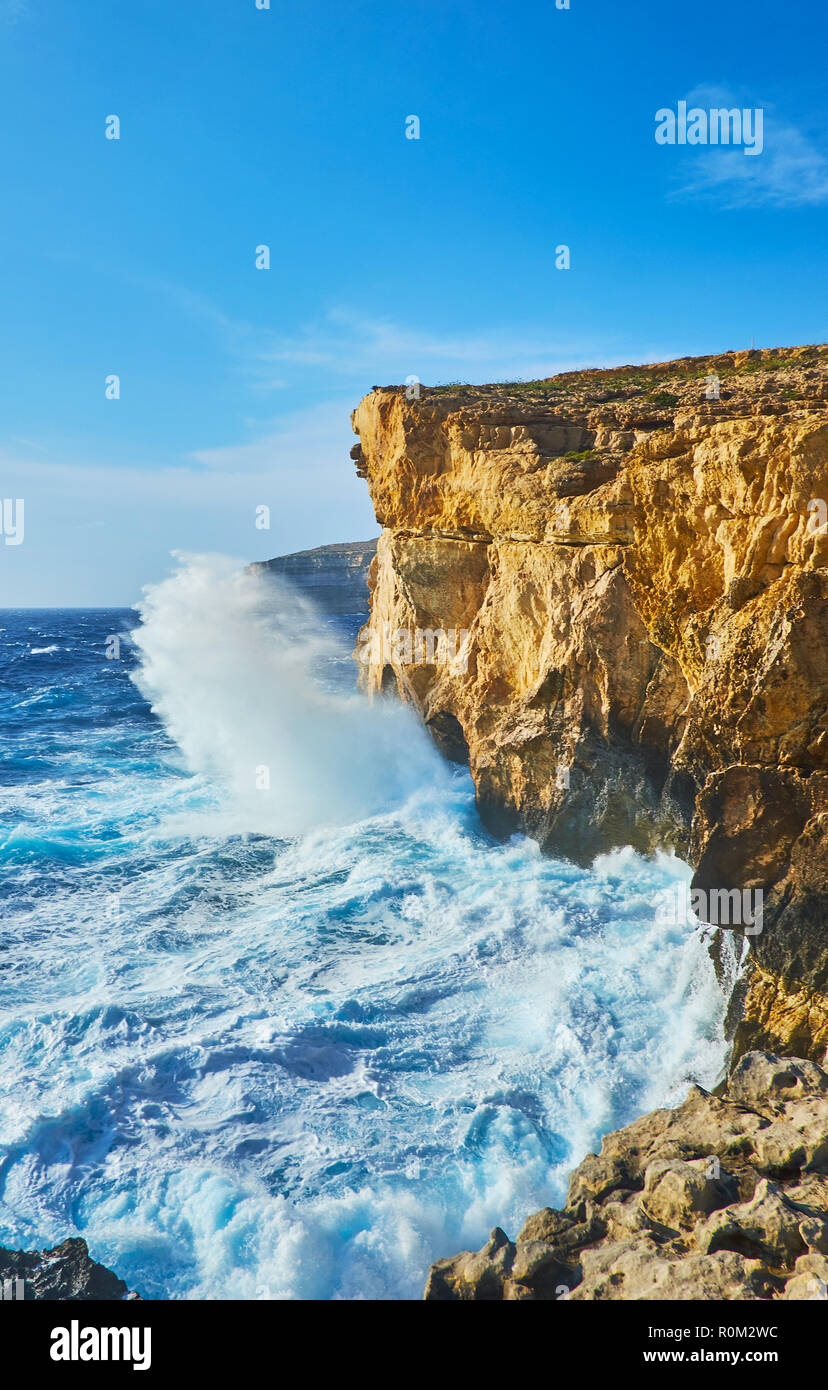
[0,557,732,1299]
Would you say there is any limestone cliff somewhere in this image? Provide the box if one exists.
[250,538,377,616]
[351,346,828,1066]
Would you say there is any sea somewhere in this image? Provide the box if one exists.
[0,555,736,1299]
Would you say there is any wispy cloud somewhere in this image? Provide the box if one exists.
[45,252,665,394]
[249,308,633,389]
[189,398,357,477]
[94,262,597,389]
[0,397,379,604]
[146,278,642,390]
[2,398,359,492]
[669,84,828,208]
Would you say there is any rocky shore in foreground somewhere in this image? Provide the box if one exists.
[425,1053,828,1300]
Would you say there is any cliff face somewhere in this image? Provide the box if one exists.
[250,539,377,616]
[351,346,828,1065]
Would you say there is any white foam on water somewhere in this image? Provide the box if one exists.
[0,557,735,1299]
[130,554,446,839]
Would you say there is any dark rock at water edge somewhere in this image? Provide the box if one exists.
[0,1237,138,1300]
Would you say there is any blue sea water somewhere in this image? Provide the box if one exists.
[0,557,735,1299]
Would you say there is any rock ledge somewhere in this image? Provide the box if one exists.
[425,1052,828,1301]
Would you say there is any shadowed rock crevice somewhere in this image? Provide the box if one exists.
[425,709,469,764]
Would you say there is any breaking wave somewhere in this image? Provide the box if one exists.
[0,559,734,1298]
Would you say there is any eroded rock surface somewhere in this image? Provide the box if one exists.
[351,347,828,1061]
[424,1052,828,1300]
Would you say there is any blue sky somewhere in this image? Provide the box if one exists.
[1,0,826,605]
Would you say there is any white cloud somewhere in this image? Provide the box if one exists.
[0,399,377,605]
[189,397,357,476]
[114,273,595,390]
[669,84,828,208]
[66,259,658,393]
[2,399,360,500]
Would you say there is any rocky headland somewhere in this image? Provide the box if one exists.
[349,344,828,1298]
[250,538,377,616]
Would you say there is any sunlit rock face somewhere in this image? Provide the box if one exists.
[351,345,828,1063]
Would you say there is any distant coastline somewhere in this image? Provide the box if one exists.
[249,539,377,617]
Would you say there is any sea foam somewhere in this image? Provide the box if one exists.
[0,560,734,1299]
